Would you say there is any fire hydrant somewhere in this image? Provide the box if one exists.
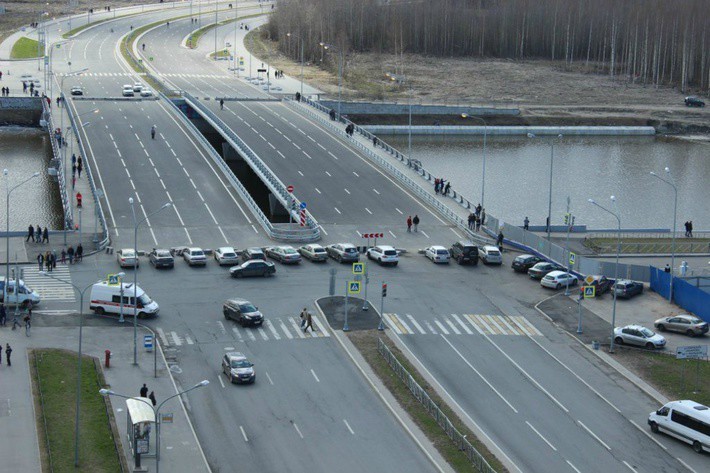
[105,349,111,368]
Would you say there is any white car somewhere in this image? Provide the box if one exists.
[140,88,153,97]
[298,244,328,262]
[214,247,239,266]
[367,245,399,266]
[132,82,143,92]
[183,247,207,266]
[122,85,134,97]
[478,245,502,265]
[540,270,579,289]
[614,325,666,349]
[117,249,139,268]
[424,246,450,264]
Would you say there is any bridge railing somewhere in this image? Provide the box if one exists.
[181,93,321,242]
[287,97,490,245]
[42,99,74,234]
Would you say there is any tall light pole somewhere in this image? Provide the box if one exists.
[213,0,218,60]
[39,273,104,466]
[650,167,677,302]
[528,133,562,247]
[461,114,488,208]
[233,1,238,76]
[130,198,172,365]
[287,32,304,98]
[588,196,621,353]
[4,171,40,305]
[100,380,209,473]
[320,42,343,121]
[58,68,88,135]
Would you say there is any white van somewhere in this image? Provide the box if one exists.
[89,281,159,318]
[0,277,41,307]
[648,400,710,453]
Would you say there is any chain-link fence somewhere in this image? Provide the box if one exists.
[377,338,497,473]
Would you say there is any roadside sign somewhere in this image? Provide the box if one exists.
[569,252,576,266]
[136,439,149,454]
[144,335,153,351]
[300,202,307,209]
[584,275,595,285]
[352,262,365,275]
[257,68,267,72]
[160,412,174,423]
[676,345,708,360]
[583,286,595,298]
[107,274,121,286]
[348,281,361,294]
[287,185,294,193]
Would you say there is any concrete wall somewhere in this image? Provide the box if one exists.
[362,125,656,136]
[0,97,44,126]
[318,100,520,117]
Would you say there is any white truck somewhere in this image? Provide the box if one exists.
[0,277,41,307]
[89,281,159,318]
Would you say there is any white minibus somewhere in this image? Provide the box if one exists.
[648,400,710,453]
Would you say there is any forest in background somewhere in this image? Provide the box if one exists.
[266,0,710,94]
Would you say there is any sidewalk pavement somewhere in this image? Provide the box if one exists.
[0,318,209,473]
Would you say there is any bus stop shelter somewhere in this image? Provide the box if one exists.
[126,397,156,471]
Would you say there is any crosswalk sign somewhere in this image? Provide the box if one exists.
[569,252,576,266]
[107,274,121,286]
[348,281,361,294]
[583,286,595,298]
[352,262,365,275]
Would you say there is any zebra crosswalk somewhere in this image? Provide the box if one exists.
[156,315,331,347]
[20,265,77,303]
[383,313,543,337]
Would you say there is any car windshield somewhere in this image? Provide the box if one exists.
[314,248,326,253]
[639,327,655,337]
[223,253,236,258]
[384,250,397,256]
[123,250,135,257]
[344,247,357,253]
[437,250,448,255]
[157,251,170,257]
[488,250,501,256]
[138,294,152,305]
[687,317,703,324]
[231,359,251,369]
[543,275,553,280]
[283,248,297,254]
[192,250,204,256]
[239,304,257,313]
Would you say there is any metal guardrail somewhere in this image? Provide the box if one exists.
[181,93,321,242]
[288,98,490,245]
[587,231,710,240]
[377,338,497,473]
[42,99,73,233]
[64,96,110,251]
[587,241,710,254]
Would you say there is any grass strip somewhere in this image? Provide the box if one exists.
[30,349,124,472]
[348,331,507,473]
[188,12,264,49]
[10,36,42,59]
[209,48,231,58]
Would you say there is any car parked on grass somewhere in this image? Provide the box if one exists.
[685,96,706,107]
[117,249,139,268]
[478,245,502,265]
[367,245,399,266]
[528,262,563,279]
[614,279,644,299]
[424,246,450,264]
[654,315,709,337]
[266,246,302,264]
[298,244,328,262]
[449,241,478,265]
[540,270,579,289]
[214,247,239,266]
[221,352,255,384]
[512,254,544,273]
[240,247,265,262]
[326,243,360,263]
[183,247,207,266]
[148,249,174,268]
[229,260,276,278]
[582,275,612,296]
[223,299,263,326]
[614,325,666,349]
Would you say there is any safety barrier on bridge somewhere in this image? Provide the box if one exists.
[378,338,497,473]
[42,99,73,235]
[181,92,321,242]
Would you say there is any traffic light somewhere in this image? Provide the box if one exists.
[564,213,570,225]
[382,283,387,298]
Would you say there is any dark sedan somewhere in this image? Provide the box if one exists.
[229,260,276,278]
[614,279,644,299]
[583,275,612,297]
[528,262,564,279]
[512,254,544,273]
[240,247,265,263]
[149,249,174,268]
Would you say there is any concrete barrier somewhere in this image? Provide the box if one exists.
[362,125,656,136]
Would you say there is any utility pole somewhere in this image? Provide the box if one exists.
[564,196,575,296]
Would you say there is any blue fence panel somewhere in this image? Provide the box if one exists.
[649,266,671,300]
[650,266,710,321]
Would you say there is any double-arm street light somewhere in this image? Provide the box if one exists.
[319,42,343,121]
[528,133,563,247]
[287,32,304,98]
[4,170,40,304]
[588,196,621,353]
[100,380,210,473]
[461,114,489,209]
[129,198,172,365]
[385,72,413,162]
[650,167,678,302]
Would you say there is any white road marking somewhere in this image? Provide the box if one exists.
[365,208,372,215]
[445,319,461,335]
[232,327,243,341]
[434,320,449,335]
[277,150,285,159]
[302,151,312,159]
[344,188,350,195]
[204,203,219,225]
[343,419,355,435]
[526,421,557,451]
[185,336,194,345]
[218,375,225,388]
[328,151,338,160]
[240,426,248,442]
[395,208,403,214]
[372,189,380,195]
[197,191,205,202]
[352,171,359,177]
[217,321,227,335]
[317,143,326,150]
[334,207,341,214]
[278,320,293,339]
[405,314,426,334]
[622,461,636,472]
[566,461,582,473]
[246,330,256,341]
[388,230,397,239]
[325,171,331,176]
[265,371,274,385]
[356,231,362,237]
[171,331,182,346]
[310,369,320,383]
[257,327,268,340]
[265,320,281,340]
[289,317,307,338]
[628,420,666,450]
[577,420,611,451]
[319,226,328,235]
[421,230,430,238]
[156,328,169,346]
[451,314,474,334]
[676,458,699,473]
[315,188,321,194]
[298,171,304,176]
[293,423,304,439]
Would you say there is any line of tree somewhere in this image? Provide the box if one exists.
[266,0,710,94]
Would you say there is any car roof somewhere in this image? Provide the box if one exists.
[483,245,499,251]
[336,242,355,248]
[546,270,568,277]
[226,298,250,305]
[456,241,476,246]
[225,352,247,361]
[376,245,396,250]
[217,246,235,252]
[120,248,135,253]
[621,324,650,330]
[246,247,263,252]
[154,249,171,254]
[429,245,447,250]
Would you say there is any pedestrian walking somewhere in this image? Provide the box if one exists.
[76,243,83,262]
[72,153,77,166]
[77,155,82,170]
[140,384,148,397]
[664,264,671,273]
[76,192,82,208]
[295,92,301,102]
[475,215,481,232]
[304,310,315,333]
[72,175,76,190]
[444,182,451,196]
[36,225,42,243]
[406,216,412,232]
[481,209,486,226]
[5,344,11,366]
[72,163,77,177]
[37,252,44,271]
[77,160,83,178]
[44,251,51,271]
[497,231,505,251]
[688,221,693,238]
[434,178,440,194]
[523,216,530,231]
[413,215,420,232]
[151,125,156,139]
[26,224,35,242]
[67,245,75,264]
[0,304,6,327]
[220,98,224,110]
[468,213,475,230]
[61,248,66,264]
[373,136,378,147]
[149,391,157,406]
[42,227,49,243]
[299,308,308,329]
[684,221,689,237]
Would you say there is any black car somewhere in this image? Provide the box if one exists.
[685,96,705,107]
[148,249,174,268]
[229,260,275,278]
[528,262,564,279]
[241,247,265,263]
[449,241,478,265]
[614,279,644,299]
[223,299,264,326]
[511,254,544,273]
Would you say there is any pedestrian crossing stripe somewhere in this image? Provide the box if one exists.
[18,265,76,302]
[383,313,543,337]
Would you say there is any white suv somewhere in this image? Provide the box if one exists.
[122,85,134,97]
[540,270,578,289]
[367,245,399,266]
[478,245,502,265]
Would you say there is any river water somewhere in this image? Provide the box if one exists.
[0,127,63,231]
[383,134,710,230]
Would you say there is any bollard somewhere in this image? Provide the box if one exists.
[104,349,111,368]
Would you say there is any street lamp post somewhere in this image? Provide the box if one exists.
[462,114,488,208]
[528,133,562,250]
[320,42,343,121]
[650,168,678,302]
[4,171,40,305]
[588,196,621,353]
[130,198,172,365]
[213,0,218,60]
[287,32,304,98]
[99,380,209,473]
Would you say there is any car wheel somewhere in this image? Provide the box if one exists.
[240,318,246,327]
[686,330,696,337]
[645,342,655,350]
[614,336,624,345]
[656,324,666,332]
[235,272,243,278]
[230,373,235,384]
[95,307,105,315]
[556,283,561,290]
[650,422,659,434]
[457,256,464,264]
[693,441,703,453]
[224,313,230,320]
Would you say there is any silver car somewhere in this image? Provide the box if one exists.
[326,243,360,263]
[221,352,255,384]
[614,325,666,349]
[654,315,708,337]
[298,244,328,262]
[214,247,239,266]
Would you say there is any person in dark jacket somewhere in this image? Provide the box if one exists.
[76,244,83,262]
[26,225,35,242]
[42,227,49,243]
[412,215,420,232]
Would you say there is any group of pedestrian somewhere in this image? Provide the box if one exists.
[434,178,450,196]
[406,214,420,232]
[345,123,355,137]
[26,225,49,244]
[273,70,285,79]
[1,87,10,97]
[299,308,316,333]
[71,153,83,180]
[0,343,12,366]
[140,384,158,406]
[684,220,694,237]
[467,204,486,231]
[37,250,58,271]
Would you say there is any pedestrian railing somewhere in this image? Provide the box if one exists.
[587,231,710,240]
[64,95,110,251]
[587,241,710,255]
[42,99,74,234]
[377,338,497,473]
[287,98,490,245]
[180,93,321,242]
